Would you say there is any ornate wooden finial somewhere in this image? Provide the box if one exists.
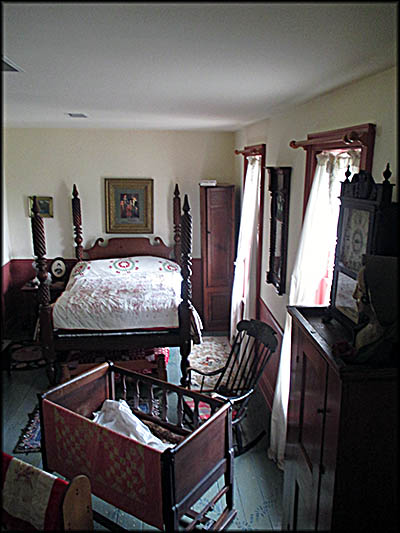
[341,164,352,196]
[183,194,190,213]
[381,163,393,205]
[72,184,83,261]
[173,184,182,265]
[383,162,392,182]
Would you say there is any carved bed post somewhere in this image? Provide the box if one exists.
[31,197,56,383]
[173,184,182,265]
[179,194,193,386]
[72,184,83,261]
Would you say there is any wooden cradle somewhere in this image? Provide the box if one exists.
[39,362,237,531]
[30,185,199,386]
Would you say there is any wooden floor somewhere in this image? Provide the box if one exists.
[2,347,283,531]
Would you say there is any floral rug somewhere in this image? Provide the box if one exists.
[13,337,231,453]
[188,335,231,390]
[13,406,41,454]
[9,342,47,371]
[6,341,169,373]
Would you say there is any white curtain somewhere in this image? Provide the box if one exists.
[230,156,261,341]
[268,150,360,470]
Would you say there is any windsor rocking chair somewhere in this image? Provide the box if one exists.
[185,319,278,456]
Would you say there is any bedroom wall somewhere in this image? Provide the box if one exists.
[236,66,397,331]
[1,166,11,332]
[3,129,236,261]
[2,168,11,267]
[235,67,397,407]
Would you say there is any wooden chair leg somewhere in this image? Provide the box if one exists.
[234,424,244,456]
[157,354,168,381]
[234,425,266,457]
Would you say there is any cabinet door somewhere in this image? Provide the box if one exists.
[283,325,328,530]
[200,186,235,330]
[204,187,234,288]
[317,366,341,531]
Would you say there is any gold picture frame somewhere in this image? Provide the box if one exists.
[28,196,53,218]
[105,178,154,234]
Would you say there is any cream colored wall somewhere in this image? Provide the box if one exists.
[3,129,235,260]
[235,67,397,329]
[1,170,10,266]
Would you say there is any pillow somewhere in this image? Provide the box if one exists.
[70,256,180,279]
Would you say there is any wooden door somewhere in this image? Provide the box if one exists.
[282,324,328,530]
[200,185,235,331]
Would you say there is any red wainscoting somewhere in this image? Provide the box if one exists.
[10,259,38,287]
[2,261,12,296]
[258,297,283,411]
[1,261,12,334]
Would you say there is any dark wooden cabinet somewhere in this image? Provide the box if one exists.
[283,306,397,531]
[200,185,235,331]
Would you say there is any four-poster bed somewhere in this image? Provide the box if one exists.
[30,184,201,386]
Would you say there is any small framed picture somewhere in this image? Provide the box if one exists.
[50,257,67,282]
[104,178,153,234]
[29,196,54,218]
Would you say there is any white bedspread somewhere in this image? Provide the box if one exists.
[52,256,183,330]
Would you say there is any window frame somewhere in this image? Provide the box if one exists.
[298,123,376,217]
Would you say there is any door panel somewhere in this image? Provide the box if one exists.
[285,328,328,530]
[200,185,235,331]
[206,188,234,288]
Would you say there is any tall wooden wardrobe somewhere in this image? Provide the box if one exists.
[200,184,235,332]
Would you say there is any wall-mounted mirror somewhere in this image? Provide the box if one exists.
[266,167,291,295]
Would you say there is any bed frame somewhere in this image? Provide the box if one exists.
[39,362,237,531]
[30,184,197,386]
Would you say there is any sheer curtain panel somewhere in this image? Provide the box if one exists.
[268,150,360,470]
[230,156,261,341]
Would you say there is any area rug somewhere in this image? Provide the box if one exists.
[9,342,47,371]
[13,337,230,453]
[188,335,231,390]
[13,406,41,454]
[7,342,169,373]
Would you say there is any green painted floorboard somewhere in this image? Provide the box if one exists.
[2,347,283,530]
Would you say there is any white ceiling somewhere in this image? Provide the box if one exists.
[2,2,397,131]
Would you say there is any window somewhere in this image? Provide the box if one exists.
[290,124,376,305]
[233,144,266,321]
[290,123,375,217]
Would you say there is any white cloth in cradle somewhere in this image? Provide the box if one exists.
[92,399,173,452]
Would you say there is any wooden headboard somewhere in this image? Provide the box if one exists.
[83,237,174,261]
[71,183,183,264]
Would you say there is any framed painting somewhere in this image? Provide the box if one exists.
[28,196,53,218]
[105,178,153,234]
